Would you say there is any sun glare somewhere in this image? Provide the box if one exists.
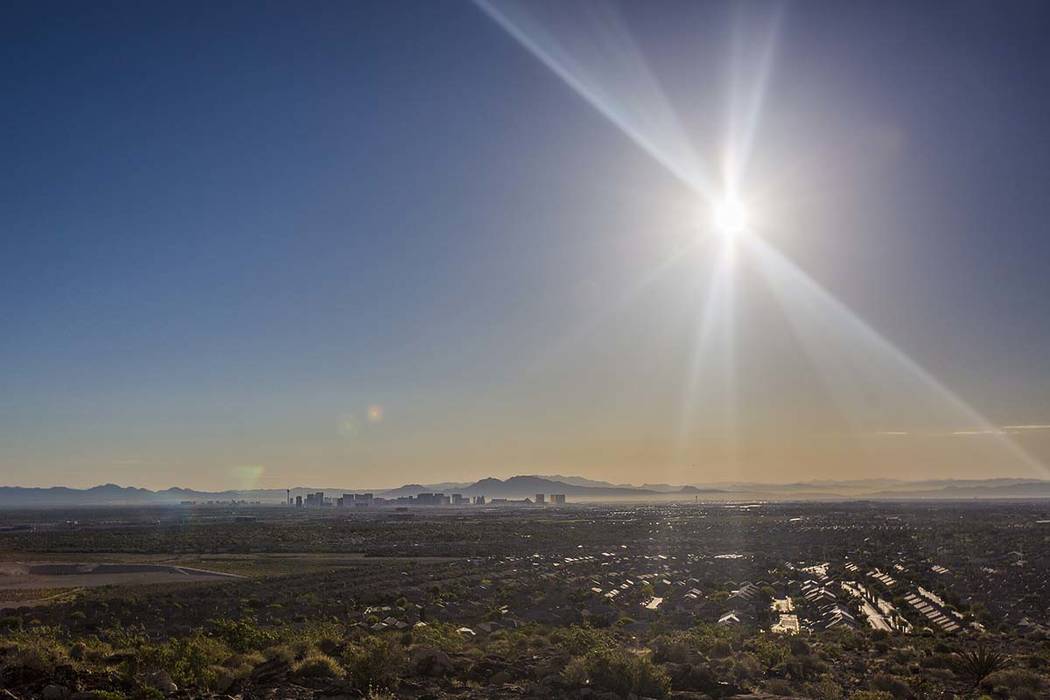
[712,195,748,238]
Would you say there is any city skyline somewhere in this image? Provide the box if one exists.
[4,1,1050,490]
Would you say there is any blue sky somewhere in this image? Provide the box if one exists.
[3,1,1049,489]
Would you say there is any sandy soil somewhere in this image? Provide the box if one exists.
[0,560,243,592]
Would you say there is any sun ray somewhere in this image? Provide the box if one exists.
[476,0,1046,479]
[474,0,715,198]
[745,234,1047,476]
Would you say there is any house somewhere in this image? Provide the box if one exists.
[718,610,743,626]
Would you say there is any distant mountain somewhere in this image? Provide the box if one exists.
[2,477,1049,507]
[538,475,629,489]
[453,475,659,498]
[677,485,726,494]
[0,485,384,507]
[868,480,1050,500]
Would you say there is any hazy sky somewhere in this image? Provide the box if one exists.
[3,1,1050,490]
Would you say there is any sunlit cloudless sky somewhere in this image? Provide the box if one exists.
[3,1,1050,489]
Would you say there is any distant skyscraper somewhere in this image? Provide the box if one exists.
[535,493,545,504]
[551,494,566,504]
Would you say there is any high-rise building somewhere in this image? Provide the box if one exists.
[535,493,546,504]
[295,495,303,507]
[551,494,566,504]
[474,495,486,505]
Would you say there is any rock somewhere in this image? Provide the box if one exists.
[490,670,512,685]
[146,669,178,694]
[102,651,137,665]
[41,686,70,700]
[250,657,291,685]
[411,647,454,677]
[317,638,344,657]
[0,663,48,688]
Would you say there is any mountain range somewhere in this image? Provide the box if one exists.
[1,476,1049,507]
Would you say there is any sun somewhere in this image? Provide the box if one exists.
[712,195,749,238]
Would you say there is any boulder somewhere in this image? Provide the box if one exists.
[250,657,291,685]
[411,647,454,677]
[146,670,177,694]
[41,686,69,700]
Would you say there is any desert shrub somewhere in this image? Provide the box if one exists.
[292,652,345,681]
[981,668,1042,694]
[870,673,912,699]
[209,617,279,653]
[409,622,465,654]
[137,632,231,688]
[562,648,670,698]
[550,625,616,656]
[786,653,826,681]
[2,627,70,673]
[749,635,791,670]
[262,644,296,663]
[483,628,527,657]
[219,650,264,682]
[343,635,404,691]
[709,640,733,659]
[206,665,236,692]
[803,676,845,699]
[765,678,795,696]
[687,623,739,655]
[650,632,697,664]
[848,692,893,700]
[718,651,763,685]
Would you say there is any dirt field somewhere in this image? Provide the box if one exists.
[0,560,243,592]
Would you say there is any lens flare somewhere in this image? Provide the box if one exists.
[712,196,748,238]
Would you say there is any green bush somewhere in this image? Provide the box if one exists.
[2,628,71,673]
[343,635,404,691]
[292,652,345,681]
[550,625,616,656]
[981,668,1042,694]
[870,673,912,699]
[136,632,231,688]
[650,632,697,664]
[409,623,465,654]
[765,678,795,696]
[749,635,790,670]
[563,648,670,698]
[209,617,279,653]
